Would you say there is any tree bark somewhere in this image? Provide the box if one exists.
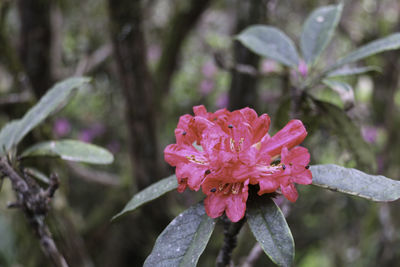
[108,0,162,189]
[228,0,268,110]
[155,0,212,98]
[17,0,53,98]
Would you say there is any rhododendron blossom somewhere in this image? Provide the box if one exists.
[164,105,312,222]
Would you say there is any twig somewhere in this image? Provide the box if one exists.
[67,162,120,186]
[0,157,69,267]
[241,242,263,267]
[0,91,33,105]
[216,215,246,267]
[74,44,112,76]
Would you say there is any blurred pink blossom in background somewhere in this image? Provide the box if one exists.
[361,126,378,144]
[260,59,278,74]
[216,92,228,109]
[53,118,71,137]
[202,60,217,78]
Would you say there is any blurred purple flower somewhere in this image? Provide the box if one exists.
[90,123,106,137]
[298,60,308,77]
[53,118,71,138]
[107,140,121,154]
[216,92,228,109]
[78,123,106,143]
[260,59,278,74]
[148,45,161,62]
[202,61,217,78]
[200,80,214,95]
[78,130,94,143]
[361,126,378,144]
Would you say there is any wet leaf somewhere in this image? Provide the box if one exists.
[21,139,113,165]
[144,203,215,267]
[236,25,299,67]
[311,164,400,201]
[301,4,343,65]
[247,196,294,267]
[330,33,400,70]
[112,175,177,220]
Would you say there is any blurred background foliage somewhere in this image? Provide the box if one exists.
[0,0,400,266]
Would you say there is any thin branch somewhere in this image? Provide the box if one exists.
[216,216,246,267]
[155,0,212,96]
[0,157,69,267]
[74,44,113,76]
[241,242,263,267]
[67,162,120,187]
[0,90,33,105]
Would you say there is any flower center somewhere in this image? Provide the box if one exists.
[215,182,242,195]
[230,138,245,152]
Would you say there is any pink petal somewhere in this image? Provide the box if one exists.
[258,178,279,195]
[225,193,247,222]
[193,105,208,117]
[261,120,307,157]
[281,183,298,202]
[291,169,312,185]
[175,163,206,191]
[283,146,310,166]
[164,144,205,166]
[204,194,226,218]
[252,114,271,143]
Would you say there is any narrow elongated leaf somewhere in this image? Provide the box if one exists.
[112,175,177,220]
[247,197,294,267]
[327,66,380,77]
[144,203,215,267]
[236,25,299,67]
[313,99,376,172]
[13,77,91,146]
[311,164,400,201]
[24,167,50,184]
[301,4,343,65]
[0,120,20,155]
[323,79,354,109]
[331,33,400,70]
[21,139,113,164]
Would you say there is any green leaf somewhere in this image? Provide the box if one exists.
[300,4,343,65]
[24,167,50,184]
[236,25,299,67]
[313,99,376,172]
[322,79,354,109]
[143,203,215,267]
[0,120,21,156]
[112,175,177,220]
[327,66,381,77]
[20,139,113,165]
[13,77,91,147]
[247,196,294,267]
[311,164,400,201]
[331,33,400,70]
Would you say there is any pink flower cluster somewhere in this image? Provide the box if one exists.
[164,106,312,222]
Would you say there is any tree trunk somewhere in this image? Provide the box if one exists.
[108,0,163,189]
[17,0,53,98]
[228,0,268,110]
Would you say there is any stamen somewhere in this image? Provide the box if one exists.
[210,188,217,193]
[305,165,310,169]
[282,164,286,170]
[228,124,233,129]
[185,155,206,164]
[231,183,241,194]
[182,131,187,136]
[205,169,211,175]
[230,138,235,151]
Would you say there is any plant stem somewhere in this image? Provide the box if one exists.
[216,215,246,267]
[0,157,68,267]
